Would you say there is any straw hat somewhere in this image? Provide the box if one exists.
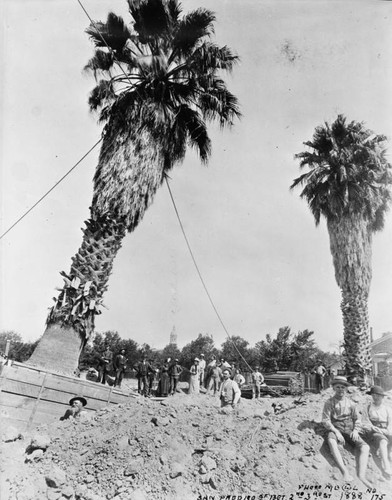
[368,385,386,396]
[331,376,350,387]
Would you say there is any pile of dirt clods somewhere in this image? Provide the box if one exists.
[1,387,391,500]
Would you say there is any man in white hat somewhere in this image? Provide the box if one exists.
[322,376,371,487]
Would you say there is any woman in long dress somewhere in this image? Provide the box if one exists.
[188,358,200,394]
[159,358,171,397]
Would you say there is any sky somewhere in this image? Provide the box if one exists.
[1,0,392,354]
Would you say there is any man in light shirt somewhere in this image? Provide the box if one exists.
[219,368,241,409]
[322,376,371,487]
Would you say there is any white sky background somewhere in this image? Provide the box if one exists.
[1,0,392,353]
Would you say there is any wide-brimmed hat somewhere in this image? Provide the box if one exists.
[194,357,200,362]
[368,385,386,397]
[331,376,350,387]
[200,354,205,357]
[69,396,87,407]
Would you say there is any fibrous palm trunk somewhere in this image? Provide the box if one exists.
[28,128,166,376]
[340,286,371,382]
[27,214,127,375]
[327,215,372,383]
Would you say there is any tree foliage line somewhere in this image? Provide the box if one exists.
[1,328,340,375]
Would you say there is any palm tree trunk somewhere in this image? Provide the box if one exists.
[27,214,127,375]
[327,215,372,383]
[340,287,372,382]
[28,127,166,376]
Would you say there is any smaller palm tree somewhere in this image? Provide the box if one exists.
[291,114,392,382]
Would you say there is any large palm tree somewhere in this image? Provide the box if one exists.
[28,0,240,375]
[291,115,392,383]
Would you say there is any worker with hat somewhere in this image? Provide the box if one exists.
[61,396,88,421]
[322,376,371,487]
[363,385,392,475]
[188,358,200,394]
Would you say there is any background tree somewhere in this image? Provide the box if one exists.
[27,0,240,376]
[220,335,250,371]
[291,115,392,382]
[290,329,318,372]
[0,331,39,363]
[180,333,216,367]
[160,343,181,363]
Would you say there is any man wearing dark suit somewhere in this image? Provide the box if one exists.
[113,349,127,388]
[136,356,154,396]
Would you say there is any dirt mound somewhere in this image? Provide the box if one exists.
[1,388,391,500]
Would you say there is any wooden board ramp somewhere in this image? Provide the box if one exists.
[0,361,135,434]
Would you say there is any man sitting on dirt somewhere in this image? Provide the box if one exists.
[219,368,241,409]
[61,396,88,421]
[322,375,371,487]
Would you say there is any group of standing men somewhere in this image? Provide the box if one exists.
[135,356,183,397]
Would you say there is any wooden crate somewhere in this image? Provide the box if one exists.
[0,361,133,434]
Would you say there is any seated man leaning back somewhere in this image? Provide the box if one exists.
[322,375,371,487]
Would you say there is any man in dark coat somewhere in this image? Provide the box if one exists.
[99,347,113,385]
[169,359,183,395]
[136,356,154,396]
[113,349,127,388]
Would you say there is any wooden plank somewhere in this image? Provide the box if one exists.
[1,379,42,398]
[0,392,38,410]
[1,367,130,403]
[0,382,130,411]
[4,366,46,387]
[27,372,48,430]
[0,364,12,392]
[8,362,130,397]
[0,362,134,431]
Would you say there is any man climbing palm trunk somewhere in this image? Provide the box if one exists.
[291,115,392,383]
[28,0,240,375]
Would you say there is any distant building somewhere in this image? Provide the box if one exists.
[329,359,345,376]
[169,326,178,346]
[370,331,392,376]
